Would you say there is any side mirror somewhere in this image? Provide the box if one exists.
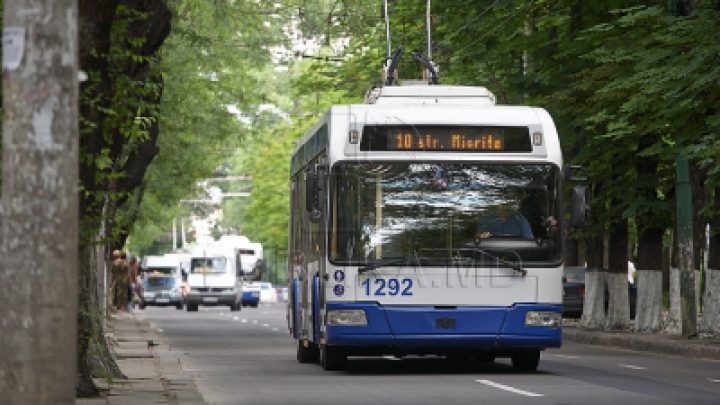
[305,165,326,223]
[305,170,317,211]
[564,165,588,181]
[570,186,589,228]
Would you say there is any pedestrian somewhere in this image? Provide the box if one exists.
[128,255,140,311]
[110,249,130,312]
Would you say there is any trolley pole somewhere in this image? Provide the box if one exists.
[0,1,79,404]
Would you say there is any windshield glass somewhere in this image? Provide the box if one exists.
[145,277,177,289]
[330,163,561,266]
[190,257,227,274]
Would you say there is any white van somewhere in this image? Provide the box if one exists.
[217,235,264,279]
[141,255,183,280]
[185,243,242,312]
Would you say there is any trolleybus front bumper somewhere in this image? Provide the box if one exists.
[324,302,562,349]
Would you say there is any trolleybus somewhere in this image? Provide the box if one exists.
[288,78,583,371]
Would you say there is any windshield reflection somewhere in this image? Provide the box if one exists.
[330,163,561,265]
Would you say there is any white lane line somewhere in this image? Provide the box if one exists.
[707,378,720,383]
[618,363,647,370]
[252,320,258,324]
[263,324,269,327]
[476,380,543,397]
[233,317,239,321]
[241,319,248,323]
[272,327,279,331]
[555,354,578,359]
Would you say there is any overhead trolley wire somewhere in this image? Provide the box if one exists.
[454,1,531,57]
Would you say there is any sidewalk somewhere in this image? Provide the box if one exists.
[76,311,206,405]
[563,322,720,361]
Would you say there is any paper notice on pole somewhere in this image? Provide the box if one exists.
[3,27,26,71]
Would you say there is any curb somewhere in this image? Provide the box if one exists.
[563,327,720,361]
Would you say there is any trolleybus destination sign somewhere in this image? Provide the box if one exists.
[360,125,532,152]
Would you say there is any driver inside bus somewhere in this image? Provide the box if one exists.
[477,202,534,239]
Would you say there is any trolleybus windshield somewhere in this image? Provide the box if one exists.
[330,163,561,266]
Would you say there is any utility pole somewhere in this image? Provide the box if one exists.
[668,0,697,338]
[0,1,79,404]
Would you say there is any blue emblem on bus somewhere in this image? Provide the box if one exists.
[333,270,345,282]
[333,284,345,297]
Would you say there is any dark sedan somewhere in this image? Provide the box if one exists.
[138,274,184,310]
[562,266,636,319]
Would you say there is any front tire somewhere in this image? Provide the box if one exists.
[186,302,199,312]
[296,340,319,364]
[511,350,540,372]
[320,345,347,371]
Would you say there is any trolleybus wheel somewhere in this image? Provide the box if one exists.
[296,340,319,364]
[186,303,198,312]
[320,345,347,371]
[511,350,540,372]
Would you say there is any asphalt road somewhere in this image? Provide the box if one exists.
[142,304,720,405]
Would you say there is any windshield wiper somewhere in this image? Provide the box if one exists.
[427,248,527,277]
[358,258,410,274]
[471,249,527,277]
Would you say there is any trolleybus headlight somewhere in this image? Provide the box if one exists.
[327,309,368,325]
[525,311,561,328]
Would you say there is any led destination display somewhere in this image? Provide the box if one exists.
[360,125,532,152]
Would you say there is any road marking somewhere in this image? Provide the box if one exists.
[382,355,402,361]
[708,379,720,383]
[241,319,248,323]
[618,364,646,370]
[158,329,163,332]
[475,380,543,397]
[555,354,578,359]
[272,327,279,331]
[252,320,258,324]
[233,317,239,321]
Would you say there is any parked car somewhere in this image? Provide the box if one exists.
[138,274,184,310]
[562,266,637,319]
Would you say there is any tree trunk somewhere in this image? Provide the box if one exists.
[634,227,664,332]
[699,188,720,336]
[580,234,605,329]
[76,0,172,396]
[606,216,630,330]
[633,133,667,332]
[664,223,681,333]
[690,161,708,315]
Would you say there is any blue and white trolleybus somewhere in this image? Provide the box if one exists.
[288,78,582,371]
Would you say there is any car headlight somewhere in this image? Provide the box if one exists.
[143,293,154,299]
[327,309,367,326]
[525,311,561,328]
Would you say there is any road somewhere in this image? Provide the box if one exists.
[141,304,720,405]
